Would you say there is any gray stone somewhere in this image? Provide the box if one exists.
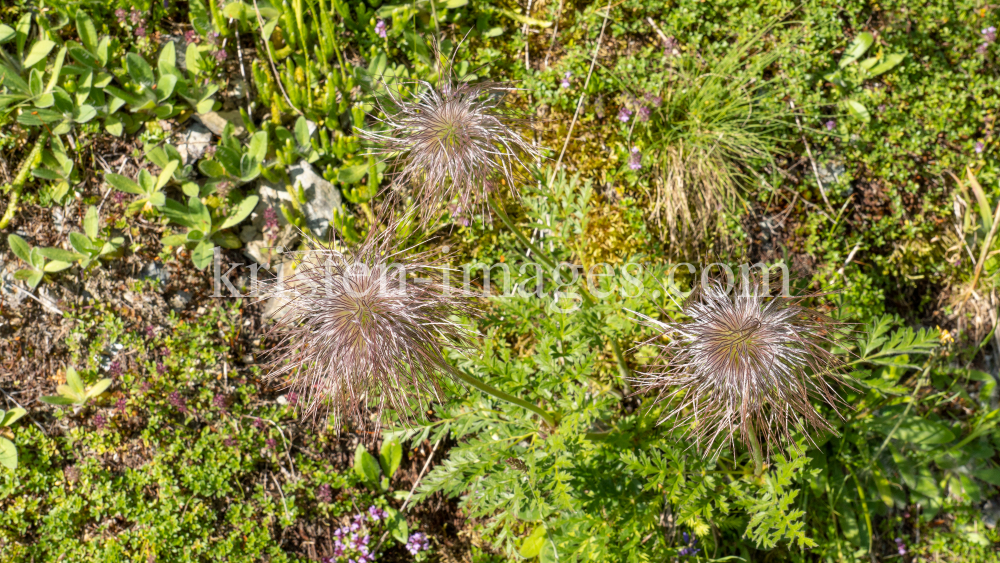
[139,262,170,286]
[254,161,341,238]
[816,161,846,191]
[176,122,213,165]
[169,290,192,310]
[195,110,246,138]
[983,499,1000,528]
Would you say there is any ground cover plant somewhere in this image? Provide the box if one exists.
[1,0,1000,561]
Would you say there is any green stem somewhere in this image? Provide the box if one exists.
[747,422,764,476]
[0,131,48,230]
[489,197,556,272]
[453,369,557,428]
[609,338,633,395]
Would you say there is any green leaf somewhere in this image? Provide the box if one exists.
[379,438,403,479]
[187,196,212,232]
[65,367,85,397]
[222,1,248,20]
[156,160,180,190]
[846,100,871,123]
[7,234,32,263]
[294,116,311,147]
[519,525,546,558]
[87,378,112,398]
[0,437,17,470]
[83,206,99,239]
[75,10,98,54]
[248,131,268,163]
[1,408,26,426]
[337,162,368,184]
[105,115,123,136]
[126,53,155,88]
[73,104,96,123]
[191,239,214,270]
[973,468,1000,486]
[36,247,82,263]
[839,32,874,68]
[161,233,187,246]
[353,444,381,487]
[385,507,409,544]
[155,74,177,101]
[219,195,259,230]
[867,54,905,77]
[38,395,75,406]
[69,232,95,255]
[42,260,73,273]
[158,41,177,75]
[161,199,197,228]
[105,173,145,196]
[0,24,14,44]
[23,40,56,68]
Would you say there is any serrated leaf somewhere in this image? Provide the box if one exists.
[871,413,955,445]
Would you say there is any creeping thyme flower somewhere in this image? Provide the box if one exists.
[644,93,662,107]
[975,141,985,154]
[213,49,227,62]
[168,392,187,414]
[145,325,156,339]
[977,43,989,55]
[129,9,142,24]
[156,362,167,376]
[360,78,539,222]
[316,483,333,503]
[212,394,228,410]
[184,30,199,44]
[107,360,123,378]
[223,437,238,447]
[265,438,277,449]
[629,147,643,171]
[825,120,836,131]
[115,9,127,24]
[375,19,388,39]
[136,26,147,38]
[260,225,477,424]
[560,71,572,88]
[617,106,633,122]
[93,413,107,430]
[368,505,386,521]
[406,532,430,555]
[895,537,907,555]
[637,105,652,122]
[983,26,997,43]
[631,277,848,457]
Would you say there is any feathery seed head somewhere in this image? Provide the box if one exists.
[360,79,539,223]
[633,276,848,457]
[260,224,477,426]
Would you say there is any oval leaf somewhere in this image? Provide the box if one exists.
[23,40,55,68]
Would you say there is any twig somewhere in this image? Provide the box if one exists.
[960,195,1000,309]
[789,100,835,214]
[550,0,612,184]
[645,17,670,46]
[836,241,862,277]
[541,0,565,69]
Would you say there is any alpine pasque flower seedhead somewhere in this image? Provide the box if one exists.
[260,223,476,425]
[359,78,539,223]
[632,276,848,458]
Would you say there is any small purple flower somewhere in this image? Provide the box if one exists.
[265,438,277,449]
[112,191,127,205]
[895,537,907,555]
[156,362,167,376]
[136,26,147,38]
[638,105,652,122]
[825,120,836,131]
[208,31,220,45]
[115,9,127,24]
[107,360,123,378]
[264,207,279,231]
[663,36,678,57]
[223,437,237,447]
[145,325,155,339]
[130,9,142,25]
[644,93,662,107]
[285,391,298,406]
[184,30,199,44]
[406,532,430,555]
[983,26,997,44]
[679,532,700,556]
[115,398,127,413]
[213,49,227,62]
[375,19,388,39]
[93,413,107,430]
[560,71,572,88]
[617,106,633,122]
[629,147,642,171]
[878,104,886,113]
[975,141,985,154]
[213,394,228,410]
[168,392,187,414]
[978,43,989,55]
[317,483,333,503]
[368,505,386,521]
[253,418,267,430]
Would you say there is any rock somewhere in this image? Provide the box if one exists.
[983,499,1000,528]
[138,262,170,286]
[52,207,67,234]
[195,110,246,138]
[169,290,192,310]
[254,161,341,239]
[176,122,213,165]
[0,261,28,308]
[816,161,846,192]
